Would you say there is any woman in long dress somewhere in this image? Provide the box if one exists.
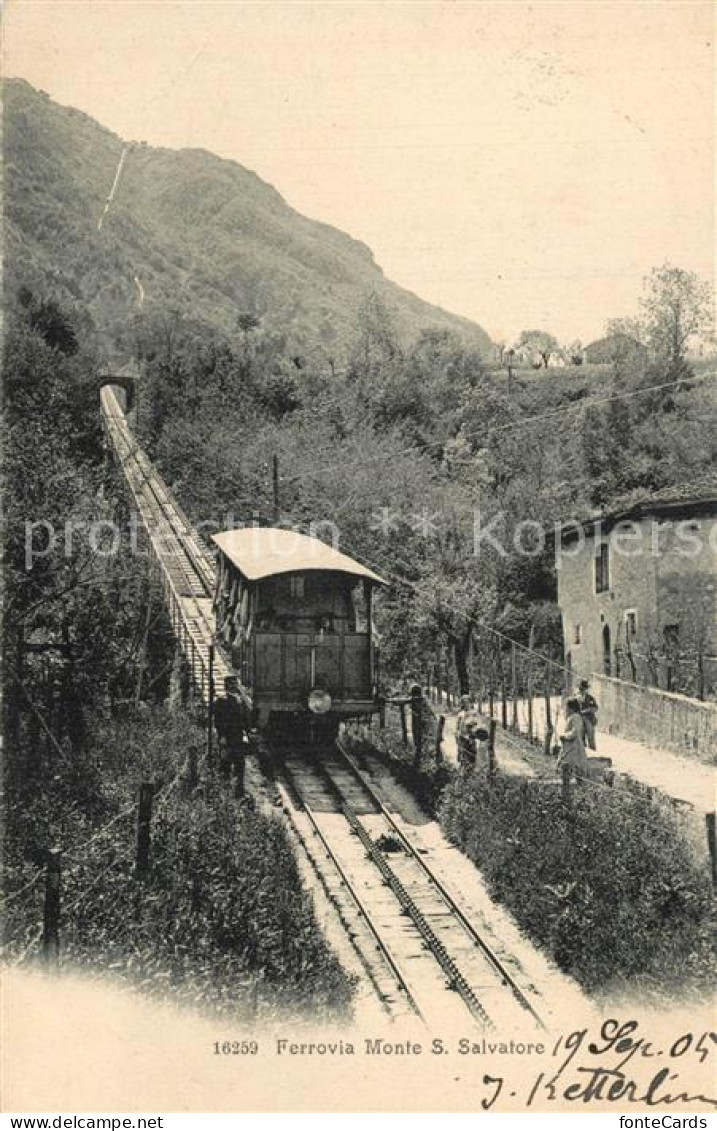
[559,697,588,778]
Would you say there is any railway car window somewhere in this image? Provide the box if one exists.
[290,576,305,599]
[350,582,368,632]
[239,586,250,627]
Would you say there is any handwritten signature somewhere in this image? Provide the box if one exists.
[479,1019,717,1110]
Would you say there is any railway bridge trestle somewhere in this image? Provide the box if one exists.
[100,383,232,712]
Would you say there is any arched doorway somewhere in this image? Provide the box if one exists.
[602,625,612,676]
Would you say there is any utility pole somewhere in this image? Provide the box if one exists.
[42,849,61,962]
[272,454,280,524]
[135,782,155,877]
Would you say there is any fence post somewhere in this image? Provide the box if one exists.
[135,782,155,877]
[435,715,445,762]
[511,642,518,733]
[379,698,386,729]
[561,764,573,805]
[544,664,554,756]
[42,849,61,962]
[706,812,717,889]
[527,625,535,742]
[399,702,408,747]
[488,719,497,780]
[186,746,199,789]
[207,643,215,767]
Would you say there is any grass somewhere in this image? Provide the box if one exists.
[4,707,356,1023]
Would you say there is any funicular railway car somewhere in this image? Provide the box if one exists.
[211,527,386,739]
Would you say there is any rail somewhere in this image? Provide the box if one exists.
[100,384,234,705]
[277,769,423,1022]
[335,739,546,1029]
[307,754,494,1027]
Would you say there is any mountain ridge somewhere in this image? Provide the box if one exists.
[4,77,493,360]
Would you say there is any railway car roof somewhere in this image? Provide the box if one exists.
[212,527,387,585]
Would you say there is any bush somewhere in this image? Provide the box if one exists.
[439,769,716,1003]
[4,707,355,1023]
[347,720,715,1004]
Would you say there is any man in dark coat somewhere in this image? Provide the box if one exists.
[456,694,477,770]
[408,683,438,768]
[214,675,251,796]
[577,678,599,751]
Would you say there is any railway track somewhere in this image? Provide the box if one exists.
[277,741,545,1032]
[102,382,547,1032]
[101,384,231,703]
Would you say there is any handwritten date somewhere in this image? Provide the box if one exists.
[523,1018,717,1108]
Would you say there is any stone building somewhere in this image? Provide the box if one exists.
[555,486,717,699]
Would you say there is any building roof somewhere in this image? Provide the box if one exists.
[557,482,717,542]
[212,527,387,585]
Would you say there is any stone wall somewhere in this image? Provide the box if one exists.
[592,673,717,763]
[557,513,717,696]
[556,519,661,680]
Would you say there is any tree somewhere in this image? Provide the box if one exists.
[237,312,261,336]
[515,330,558,369]
[412,523,499,696]
[347,291,401,382]
[639,265,713,381]
[3,296,150,767]
[566,340,583,365]
[18,290,79,355]
[605,316,644,344]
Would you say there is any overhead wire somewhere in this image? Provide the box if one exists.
[280,370,717,485]
[357,542,709,735]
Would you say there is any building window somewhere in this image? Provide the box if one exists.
[573,624,583,645]
[289,576,305,599]
[595,543,610,593]
[663,623,680,648]
[624,610,637,638]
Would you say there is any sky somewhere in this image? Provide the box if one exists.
[4,1,714,345]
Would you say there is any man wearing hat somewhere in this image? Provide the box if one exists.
[577,678,599,751]
[456,694,478,770]
[214,675,251,796]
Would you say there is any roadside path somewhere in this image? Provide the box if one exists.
[439,702,714,813]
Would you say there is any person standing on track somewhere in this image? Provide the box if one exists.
[577,678,599,751]
[214,675,251,798]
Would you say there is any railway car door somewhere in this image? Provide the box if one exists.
[313,633,342,698]
[342,579,372,699]
[254,632,283,694]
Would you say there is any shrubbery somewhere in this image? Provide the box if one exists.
[4,708,355,1023]
[439,768,716,1003]
[348,722,716,1004]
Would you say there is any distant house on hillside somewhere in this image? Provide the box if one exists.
[511,346,541,367]
[508,347,574,369]
[555,485,717,700]
[584,333,647,365]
